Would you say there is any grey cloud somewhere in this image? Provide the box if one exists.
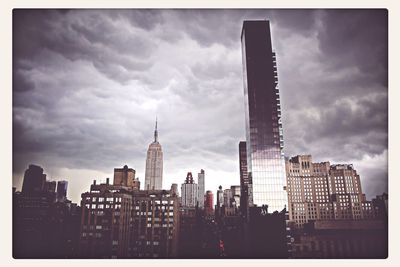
[12,9,387,202]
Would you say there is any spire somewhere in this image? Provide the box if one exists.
[154,116,158,142]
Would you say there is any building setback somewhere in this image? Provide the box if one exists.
[285,155,377,229]
[144,119,163,190]
[241,20,287,212]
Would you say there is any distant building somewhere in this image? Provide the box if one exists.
[14,164,80,258]
[44,180,57,194]
[197,169,205,208]
[144,119,163,190]
[204,190,214,216]
[21,164,46,194]
[170,183,179,197]
[181,172,198,209]
[56,180,68,202]
[372,192,388,219]
[114,165,140,190]
[239,141,250,215]
[286,155,377,228]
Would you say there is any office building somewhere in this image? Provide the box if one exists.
[197,169,205,208]
[144,119,163,190]
[286,155,376,228]
[241,20,287,212]
[181,172,198,208]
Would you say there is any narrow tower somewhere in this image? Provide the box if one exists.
[241,20,287,212]
[144,118,163,190]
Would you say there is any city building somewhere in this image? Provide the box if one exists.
[144,119,163,190]
[79,177,179,258]
[130,189,179,258]
[181,172,198,209]
[14,164,80,258]
[286,155,377,228]
[197,169,205,208]
[79,178,133,258]
[170,183,179,197]
[205,190,214,217]
[21,164,47,194]
[241,20,287,212]
[291,220,387,258]
[114,165,140,190]
[239,141,250,215]
[56,180,68,202]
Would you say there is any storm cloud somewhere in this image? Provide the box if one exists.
[12,9,388,203]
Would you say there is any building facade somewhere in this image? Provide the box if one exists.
[241,20,287,212]
[144,119,163,190]
[286,155,376,228]
[197,169,205,208]
[181,172,198,208]
[114,165,140,190]
[205,190,214,216]
[79,179,133,258]
[79,179,179,258]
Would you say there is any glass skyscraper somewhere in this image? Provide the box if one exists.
[241,20,287,212]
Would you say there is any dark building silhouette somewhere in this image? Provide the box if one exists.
[56,180,68,202]
[241,20,287,211]
[291,220,387,258]
[13,164,80,258]
[21,164,46,194]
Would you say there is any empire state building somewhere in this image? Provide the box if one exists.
[144,119,163,190]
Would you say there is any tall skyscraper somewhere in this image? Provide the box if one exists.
[197,169,205,208]
[144,119,163,190]
[241,20,287,212]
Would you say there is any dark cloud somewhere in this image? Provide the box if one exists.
[12,9,387,202]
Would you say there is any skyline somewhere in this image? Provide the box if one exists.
[12,9,388,204]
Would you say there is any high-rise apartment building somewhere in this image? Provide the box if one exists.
[286,155,376,228]
[197,169,205,208]
[241,20,287,212]
[181,172,198,208]
[144,119,163,190]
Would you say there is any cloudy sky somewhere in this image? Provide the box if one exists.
[12,9,388,204]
